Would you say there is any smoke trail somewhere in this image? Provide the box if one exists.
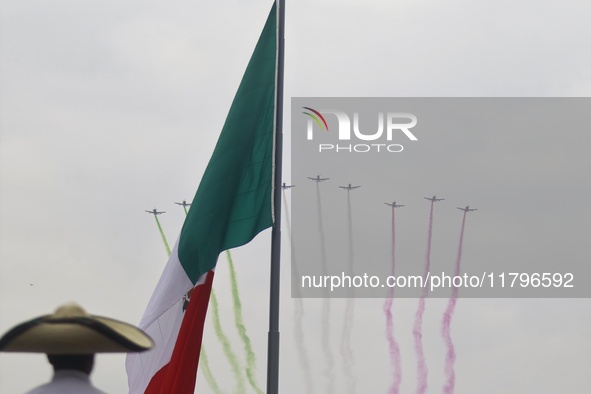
[413,201,434,394]
[341,190,356,394]
[383,206,402,394]
[341,300,355,394]
[283,189,314,393]
[153,215,171,256]
[199,348,224,394]
[316,182,335,394]
[441,211,467,394]
[226,251,264,394]
[210,289,246,393]
[413,298,427,394]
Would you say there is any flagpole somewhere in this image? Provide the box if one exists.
[267,0,285,393]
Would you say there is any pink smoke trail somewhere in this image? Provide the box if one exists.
[383,206,402,394]
[413,200,434,394]
[441,211,467,394]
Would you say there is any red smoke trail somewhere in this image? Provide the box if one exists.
[413,201,434,394]
[441,211,467,394]
[282,190,313,393]
[383,206,402,394]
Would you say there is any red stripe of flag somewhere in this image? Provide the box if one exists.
[145,271,215,394]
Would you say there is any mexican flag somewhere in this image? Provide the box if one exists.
[126,4,277,393]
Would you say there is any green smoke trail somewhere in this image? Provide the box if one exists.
[226,250,264,394]
[153,215,171,256]
[211,289,246,393]
[199,348,224,394]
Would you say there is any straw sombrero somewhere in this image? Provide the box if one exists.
[0,302,153,354]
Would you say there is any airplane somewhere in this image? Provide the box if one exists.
[174,200,191,208]
[424,195,444,202]
[339,183,361,190]
[145,208,165,215]
[281,182,295,189]
[307,175,329,182]
[385,201,404,208]
[458,205,477,212]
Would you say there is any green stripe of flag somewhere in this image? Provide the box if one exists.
[179,3,277,283]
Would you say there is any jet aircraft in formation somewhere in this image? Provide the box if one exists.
[281,182,295,189]
[385,201,405,208]
[307,175,329,182]
[339,183,361,190]
[458,205,477,212]
[145,208,165,215]
[424,195,445,202]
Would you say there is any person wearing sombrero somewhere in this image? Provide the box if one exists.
[0,302,153,393]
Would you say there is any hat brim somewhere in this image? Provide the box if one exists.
[0,314,153,354]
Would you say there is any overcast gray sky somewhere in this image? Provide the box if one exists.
[1,0,590,393]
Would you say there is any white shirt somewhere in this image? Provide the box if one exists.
[25,370,107,394]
